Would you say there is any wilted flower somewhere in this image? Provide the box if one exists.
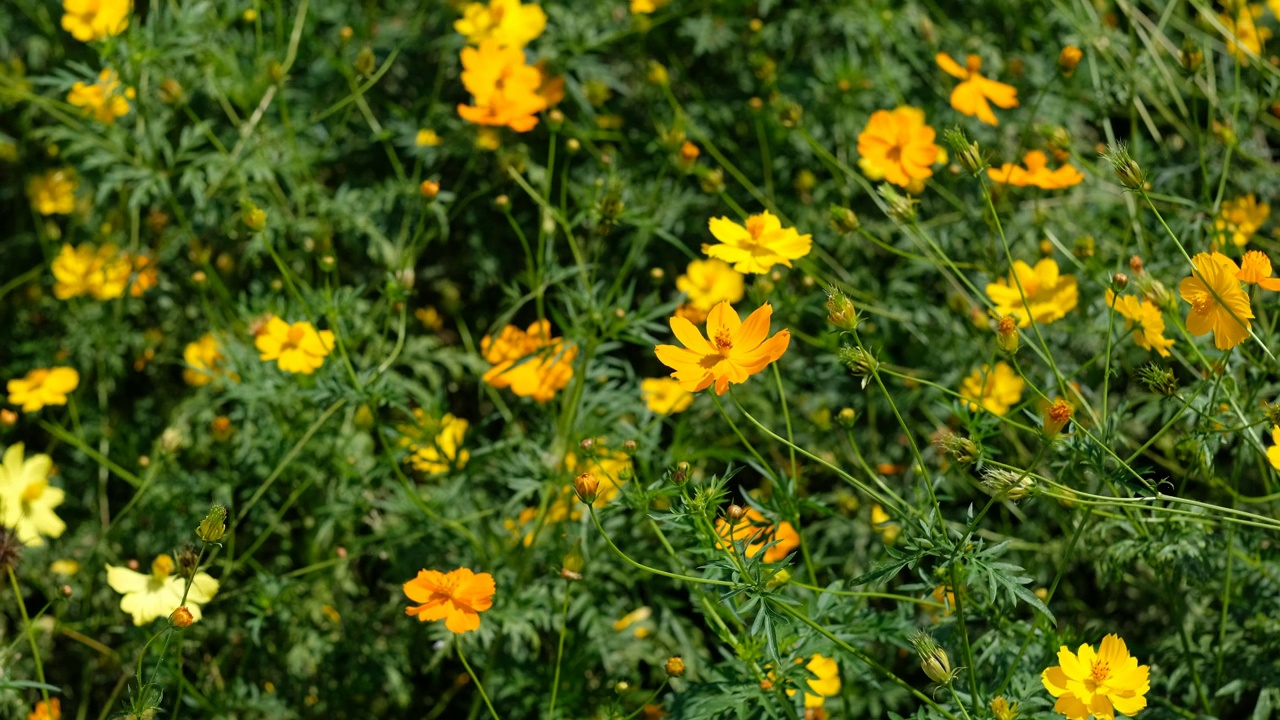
[991,696,1019,720]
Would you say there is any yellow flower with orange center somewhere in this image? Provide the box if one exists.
[959,362,1025,416]
[481,319,577,402]
[856,106,940,188]
[28,169,78,216]
[51,243,151,300]
[1214,194,1269,246]
[254,318,335,374]
[183,333,232,386]
[61,0,131,42]
[702,211,812,274]
[456,40,550,132]
[986,258,1078,327]
[713,506,800,563]
[454,0,546,48]
[676,258,745,311]
[403,567,495,633]
[1179,252,1253,351]
[936,53,1018,125]
[654,301,791,395]
[7,367,80,413]
[988,150,1083,189]
[1041,634,1149,720]
[1105,290,1174,357]
[67,68,136,124]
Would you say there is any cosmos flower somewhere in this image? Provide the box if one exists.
[28,169,78,216]
[400,411,471,475]
[7,368,80,413]
[254,318,334,374]
[456,40,550,132]
[403,567,495,633]
[857,106,940,188]
[1105,290,1174,357]
[61,0,131,42]
[67,68,135,124]
[986,258,1079,327]
[676,258,745,312]
[481,320,577,402]
[714,506,800,563]
[1041,634,1149,720]
[106,554,220,625]
[936,52,1018,125]
[988,151,1083,189]
[702,212,812,274]
[959,362,1025,416]
[641,377,694,415]
[454,0,546,49]
[654,301,791,395]
[0,444,66,547]
[1179,252,1253,351]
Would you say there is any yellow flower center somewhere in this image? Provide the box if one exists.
[26,369,49,388]
[1090,660,1110,683]
[152,554,176,579]
[744,215,767,243]
[284,324,307,349]
[713,328,734,353]
[21,480,47,503]
[965,54,982,75]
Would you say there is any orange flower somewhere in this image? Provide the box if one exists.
[714,506,800,563]
[856,106,940,188]
[481,320,577,402]
[936,53,1018,125]
[456,40,548,132]
[654,301,790,395]
[28,698,60,720]
[403,567,495,633]
[1237,250,1280,290]
[1179,252,1253,350]
[988,151,1083,189]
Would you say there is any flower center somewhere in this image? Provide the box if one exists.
[886,145,903,164]
[27,369,49,388]
[744,215,767,244]
[713,328,733,353]
[1090,660,1110,684]
[151,554,175,579]
[21,480,46,503]
[965,54,982,75]
[284,325,307,349]
[1191,293,1214,315]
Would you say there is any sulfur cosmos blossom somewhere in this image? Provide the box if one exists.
[67,68,136,124]
[51,243,154,301]
[702,212,813,275]
[7,367,79,413]
[106,554,220,625]
[785,654,842,708]
[1214,194,1270,247]
[255,318,334,374]
[857,106,940,188]
[959,362,1025,416]
[987,258,1079,327]
[28,699,61,720]
[655,301,791,395]
[403,567,495,633]
[1042,634,1149,720]
[183,333,231,386]
[399,410,471,475]
[870,504,900,543]
[0,444,66,547]
[1220,5,1270,64]
[714,506,800,563]
[641,377,694,415]
[62,0,131,42]
[481,319,577,402]
[988,150,1084,190]
[456,40,550,132]
[1267,426,1280,471]
[936,53,1018,125]
[676,258,745,312]
[630,0,670,13]
[1237,250,1280,290]
[1179,252,1253,351]
[454,0,546,49]
[28,169,78,216]
[1105,290,1174,357]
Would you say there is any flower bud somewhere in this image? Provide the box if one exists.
[995,314,1019,354]
[623,439,638,455]
[837,346,879,388]
[980,467,1035,501]
[60,584,72,598]
[242,204,266,231]
[197,504,228,543]
[991,696,1019,720]
[725,504,746,522]
[158,78,185,105]
[665,656,686,677]
[1043,398,1074,439]
[879,184,917,222]
[765,568,791,590]
[170,606,194,629]
[1103,144,1145,191]
[1112,273,1128,289]
[828,205,860,235]
[177,544,200,579]
[1137,362,1178,398]
[647,61,669,86]
[211,416,233,441]
[573,472,599,504]
[836,407,856,428]
[672,461,690,485]
[0,409,16,427]
[943,127,984,174]
[1058,45,1083,77]
[1180,39,1203,75]
[354,46,376,77]
[825,288,858,332]
[1129,255,1144,275]
[561,542,585,580]
[339,26,354,42]
[420,180,440,199]
[910,631,957,685]
[939,432,981,466]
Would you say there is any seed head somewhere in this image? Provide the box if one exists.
[980,467,1036,501]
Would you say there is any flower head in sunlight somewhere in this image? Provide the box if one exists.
[1237,250,1280,290]
[403,567,495,633]
[987,258,1078,327]
[107,554,219,625]
[1042,634,1149,720]
[399,410,471,475]
[28,699,60,720]
[676,258,745,311]
[7,367,79,413]
[857,106,940,188]
[481,319,577,402]
[654,301,790,395]
[0,444,66,547]
[51,243,149,300]
[936,53,1018,125]
[991,696,1019,720]
[255,318,334,374]
[959,362,1025,416]
[641,377,694,415]
[62,0,131,42]
[1267,426,1280,471]
[988,151,1083,189]
[630,0,669,14]
[457,40,548,132]
[1105,290,1174,357]
[870,503,900,543]
[1220,5,1270,64]
[67,68,135,124]
[415,129,441,147]
[28,169,78,216]
[702,212,812,274]
[454,0,546,48]
[714,506,799,563]
[1179,252,1253,351]
[183,333,231,387]
[1214,194,1269,246]
[785,654,841,708]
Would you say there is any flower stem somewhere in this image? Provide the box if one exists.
[588,507,734,587]
[547,580,573,716]
[8,567,50,707]
[456,637,501,720]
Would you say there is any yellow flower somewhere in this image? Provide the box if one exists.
[856,106,940,188]
[399,410,471,475]
[7,367,80,413]
[641,377,694,415]
[61,0,131,42]
[654,301,791,395]
[630,0,669,13]
[676,258,745,311]
[714,506,800,563]
[936,53,1018,125]
[1042,634,1149,720]
[0,444,66,547]
[870,503,900,543]
[254,318,335,374]
[50,559,80,575]
[1214,194,1269,247]
[988,151,1083,190]
[1105,290,1174,357]
[1220,5,1270,64]
[415,129,441,147]
[1267,426,1280,471]
[1237,250,1280,290]
[481,320,577,402]
[67,68,136,124]
[959,362,1025,416]
[183,333,229,386]
[613,606,653,636]
[50,243,145,300]
[454,0,546,48]
[1179,252,1253,351]
[456,40,550,132]
[785,654,841,709]
[106,554,220,625]
[986,258,1079,327]
[28,169,78,216]
[991,696,1019,720]
[702,211,812,274]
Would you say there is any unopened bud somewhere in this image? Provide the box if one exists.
[980,467,1035,501]
[943,127,984,174]
[1058,46,1083,77]
[177,544,199,579]
[665,656,686,677]
[0,409,15,427]
[825,288,858,332]
[354,46,376,77]
[1043,398,1074,439]
[837,346,879,388]
[420,180,440,199]
[879,184,917,222]
[672,461,689,485]
[242,204,266,231]
[60,584,72,598]
[169,606,194,629]
[1129,255,1144,275]
[828,205,860,235]
[939,432,981,465]
[197,504,228,543]
[158,78,185,105]
[837,407,856,428]
[1180,39,1203,75]
[765,568,791,590]
[1137,363,1178,398]
[1103,144,1145,191]
[494,194,510,209]
[725,504,746,522]
[1112,272,1128,289]
[910,631,957,685]
[573,472,599,504]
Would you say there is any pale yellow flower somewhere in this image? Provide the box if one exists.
[0,444,66,547]
[106,554,219,625]
[641,377,694,415]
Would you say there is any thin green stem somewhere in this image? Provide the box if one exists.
[589,507,734,587]
[8,567,49,707]
[547,580,573,717]
[456,637,501,720]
